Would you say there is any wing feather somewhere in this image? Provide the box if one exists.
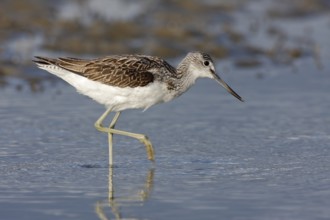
[34,55,171,88]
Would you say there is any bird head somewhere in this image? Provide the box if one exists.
[188,52,244,102]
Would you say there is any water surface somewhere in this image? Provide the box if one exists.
[1,0,330,219]
[1,65,330,219]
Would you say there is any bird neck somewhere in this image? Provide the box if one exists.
[173,58,199,96]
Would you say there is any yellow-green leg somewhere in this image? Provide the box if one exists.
[94,108,155,166]
[107,111,120,166]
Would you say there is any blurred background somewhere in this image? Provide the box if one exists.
[0,0,328,91]
[1,1,330,220]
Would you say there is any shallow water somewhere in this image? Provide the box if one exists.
[1,0,330,219]
[1,63,330,219]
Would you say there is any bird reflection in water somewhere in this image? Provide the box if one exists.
[95,167,154,220]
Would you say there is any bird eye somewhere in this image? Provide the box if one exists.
[203,60,210,66]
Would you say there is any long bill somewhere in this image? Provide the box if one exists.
[211,71,244,102]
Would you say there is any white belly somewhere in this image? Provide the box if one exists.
[39,65,174,111]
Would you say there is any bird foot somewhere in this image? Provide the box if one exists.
[138,135,155,161]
